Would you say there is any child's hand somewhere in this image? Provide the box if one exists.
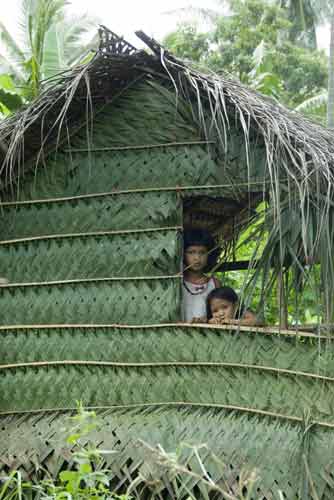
[191,316,206,324]
[210,312,234,325]
[209,317,221,324]
[221,318,234,324]
[213,312,227,323]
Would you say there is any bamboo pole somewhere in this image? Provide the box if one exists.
[277,269,288,330]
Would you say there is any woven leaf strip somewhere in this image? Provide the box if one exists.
[0,279,181,325]
[0,191,181,239]
[0,229,181,282]
[1,406,333,499]
[6,144,219,202]
[1,325,332,376]
[1,363,334,423]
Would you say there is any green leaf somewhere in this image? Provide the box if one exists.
[0,20,26,78]
[0,74,16,91]
[0,73,24,112]
[42,23,63,80]
[59,470,78,483]
[252,40,266,70]
[79,462,92,474]
[66,432,82,444]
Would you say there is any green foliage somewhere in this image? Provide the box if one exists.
[215,201,324,325]
[279,0,318,49]
[0,75,24,115]
[0,403,266,500]
[209,0,290,79]
[221,266,322,325]
[272,42,328,107]
[163,24,209,63]
[163,0,328,114]
[0,0,98,112]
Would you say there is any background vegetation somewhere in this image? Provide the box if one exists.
[164,0,333,124]
[0,0,98,114]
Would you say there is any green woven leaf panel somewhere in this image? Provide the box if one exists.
[71,81,201,149]
[0,279,180,325]
[0,192,181,239]
[1,363,334,422]
[3,407,331,499]
[1,326,333,376]
[8,146,218,201]
[0,229,180,282]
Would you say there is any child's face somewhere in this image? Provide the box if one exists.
[210,298,236,320]
[184,245,208,272]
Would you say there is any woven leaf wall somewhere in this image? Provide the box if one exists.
[2,361,334,420]
[0,279,180,324]
[1,81,267,204]
[0,229,180,282]
[1,78,333,499]
[4,145,219,202]
[0,407,316,498]
[1,325,331,374]
[1,404,334,499]
[0,191,182,239]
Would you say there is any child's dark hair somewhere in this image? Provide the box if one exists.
[183,228,220,272]
[206,286,239,320]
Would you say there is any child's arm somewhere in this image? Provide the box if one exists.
[226,310,262,326]
[210,310,262,327]
[213,277,221,288]
[191,316,207,324]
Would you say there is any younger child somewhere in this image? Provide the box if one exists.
[206,286,258,326]
[183,228,221,323]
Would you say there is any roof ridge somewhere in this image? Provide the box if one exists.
[98,25,138,56]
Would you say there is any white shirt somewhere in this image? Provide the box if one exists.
[182,277,218,322]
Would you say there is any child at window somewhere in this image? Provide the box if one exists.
[206,286,258,326]
[183,228,221,323]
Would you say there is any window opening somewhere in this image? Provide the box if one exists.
[182,194,258,325]
[182,194,325,332]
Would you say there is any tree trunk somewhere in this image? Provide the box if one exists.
[327,14,334,127]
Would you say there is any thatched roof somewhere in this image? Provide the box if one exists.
[0,26,334,192]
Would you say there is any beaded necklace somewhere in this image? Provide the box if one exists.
[183,278,210,296]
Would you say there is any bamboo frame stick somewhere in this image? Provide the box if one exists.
[1,359,333,383]
[63,140,215,153]
[0,225,182,246]
[0,180,269,207]
[0,322,326,338]
[1,402,334,429]
[0,274,181,288]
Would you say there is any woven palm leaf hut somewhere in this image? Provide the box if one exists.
[2,27,334,499]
